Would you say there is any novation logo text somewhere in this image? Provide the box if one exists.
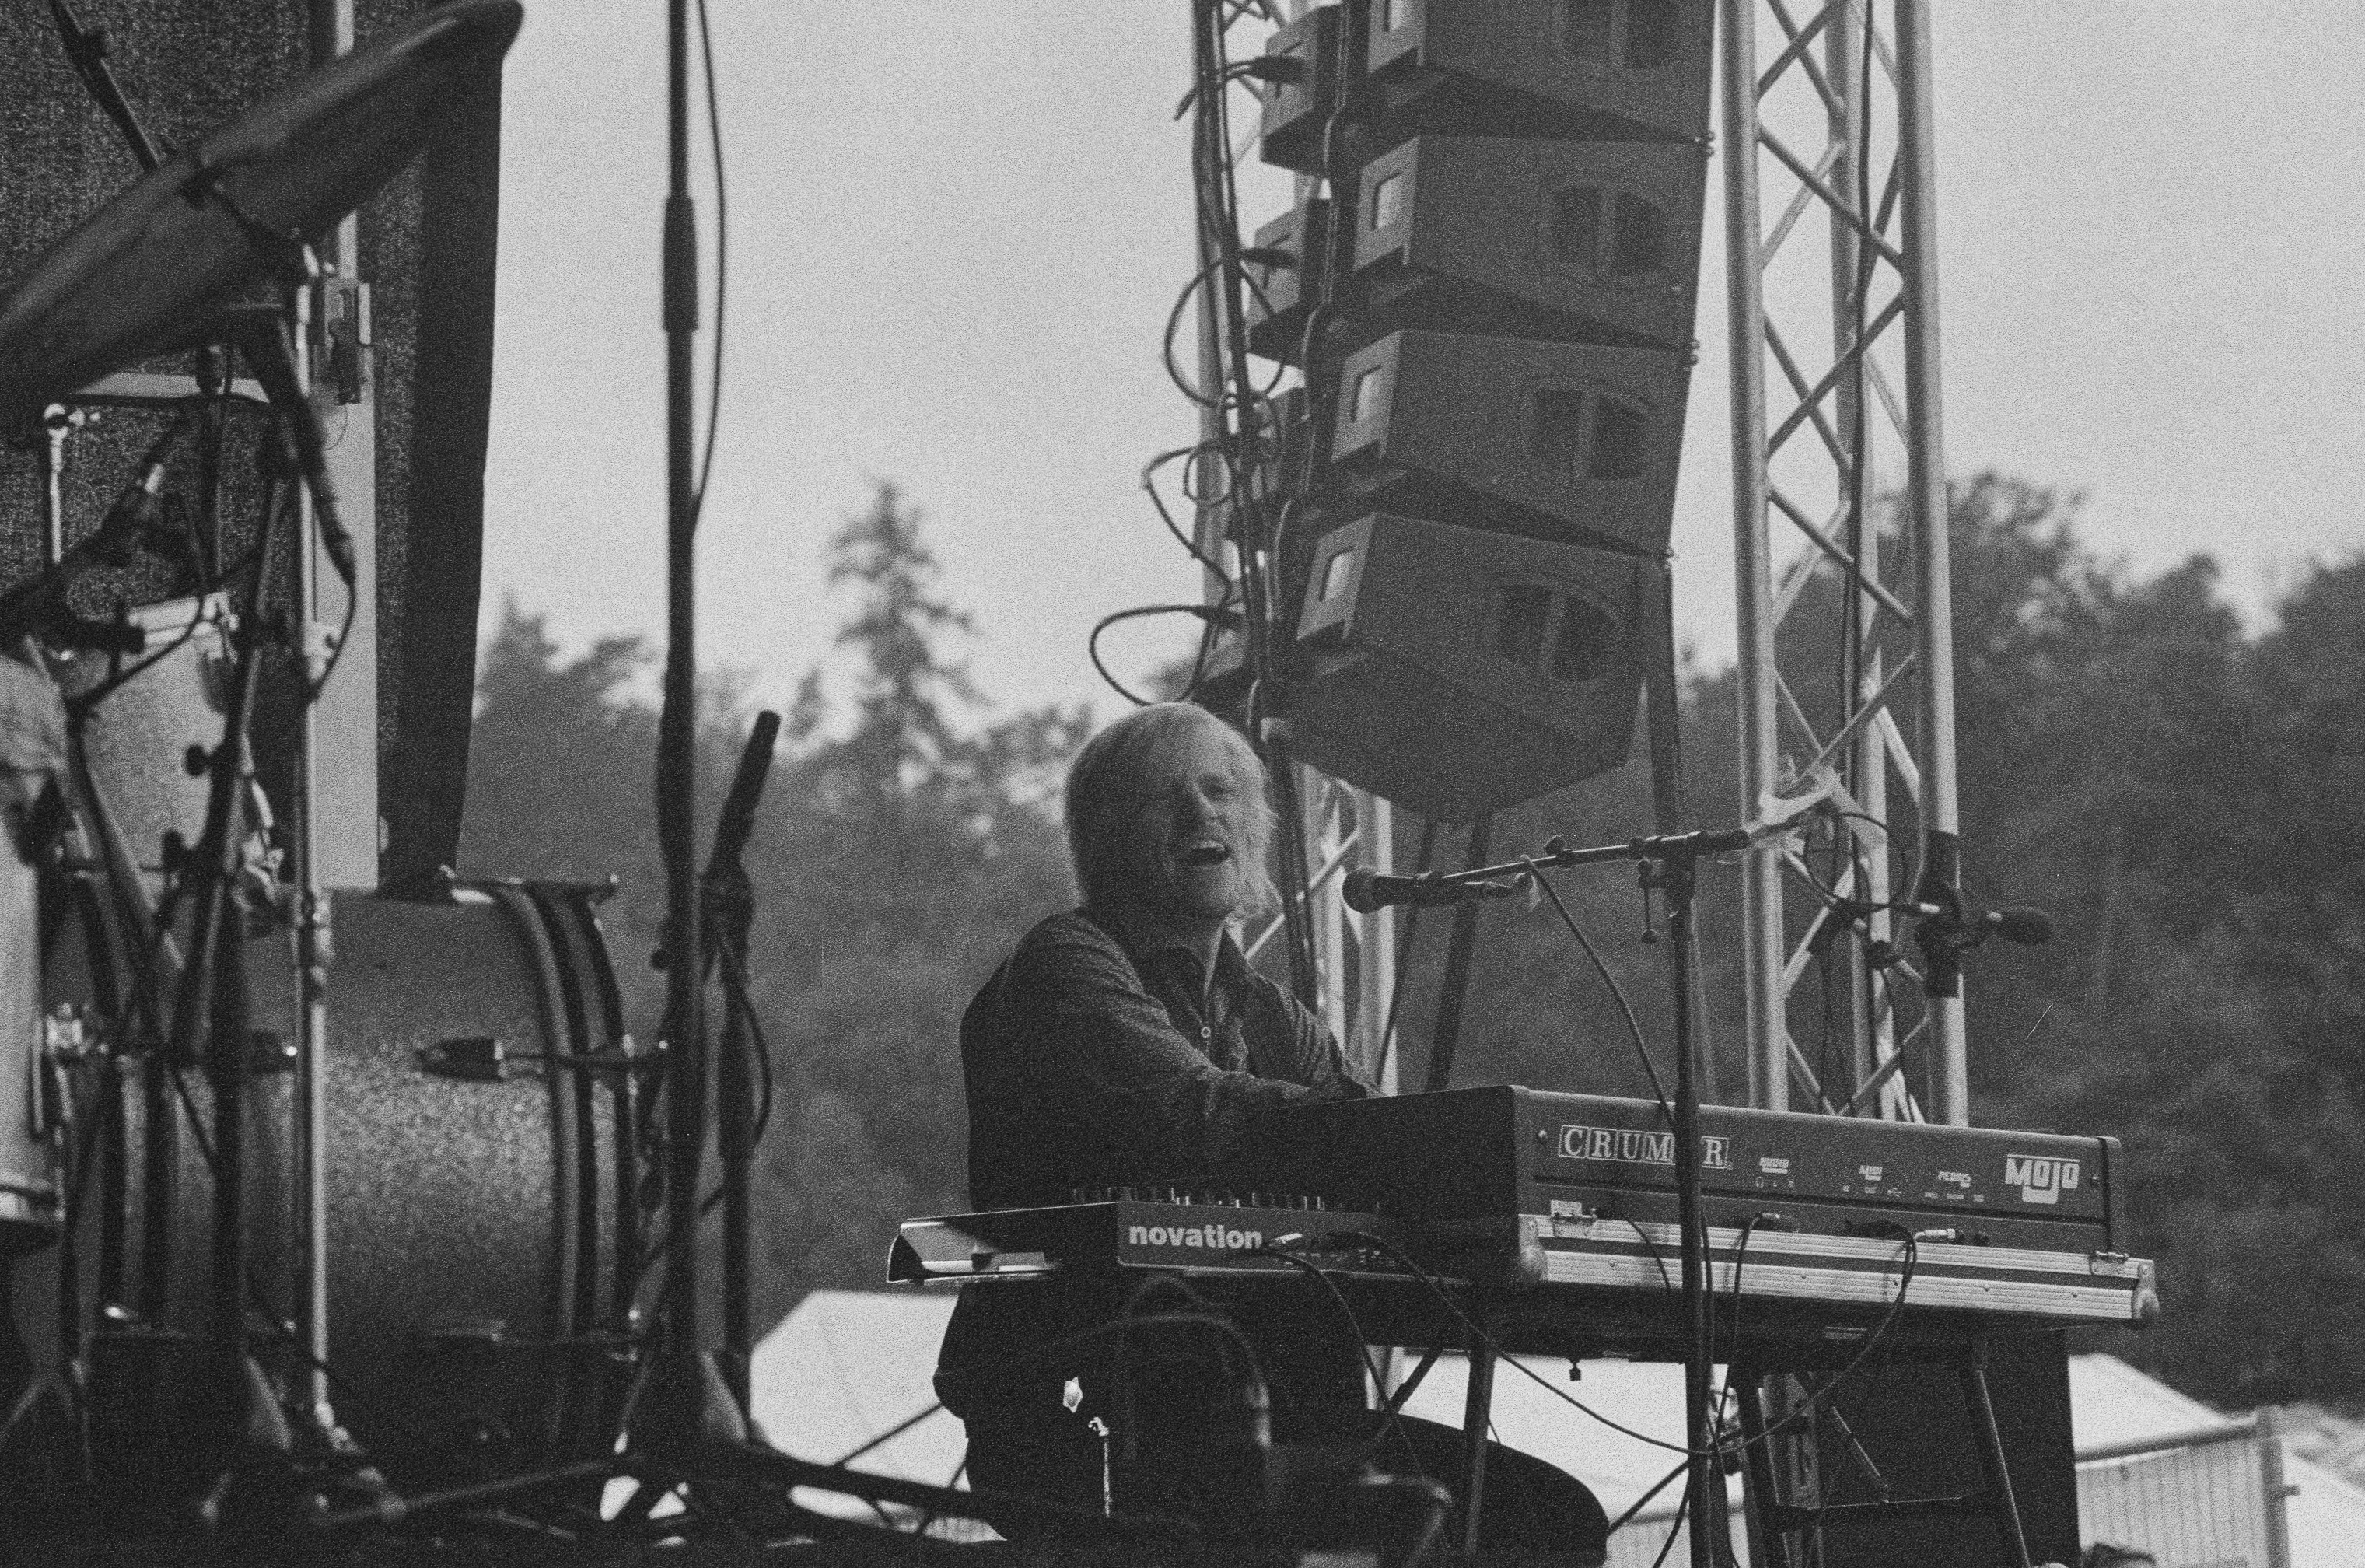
[1128,1223,1261,1251]
[1559,1125,1733,1171]
[2004,1156,2081,1206]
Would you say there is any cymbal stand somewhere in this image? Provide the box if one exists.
[279,281,343,1456]
[165,425,297,1499]
[42,0,166,174]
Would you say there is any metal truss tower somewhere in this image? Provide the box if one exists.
[1241,778,1401,1090]
[1720,0,1967,1124]
[1185,0,1404,1094]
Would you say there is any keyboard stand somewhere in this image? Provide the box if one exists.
[1734,1335,2032,1568]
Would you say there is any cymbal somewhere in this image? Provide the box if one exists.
[0,0,523,431]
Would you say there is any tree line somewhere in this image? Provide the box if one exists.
[458,475,2365,1412]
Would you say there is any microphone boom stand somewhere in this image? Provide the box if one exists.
[1415,825,1751,1568]
[628,0,744,1454]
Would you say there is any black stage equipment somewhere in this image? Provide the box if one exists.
[1204,0,1716,822]
[1342,863,1518,911]
[706,709,782,1415]
[0,0,513,891]
[1801,1332,2080,1568]
[624,0,745,1460]
[1282,511,1656,821]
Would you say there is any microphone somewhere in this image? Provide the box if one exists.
[0,410,194,646]
[235,313,358,586]
[1975,905,2054,947]
[1342,866,1518,913]
[1908,899,2052,947]
[89,412,190,562]
[708,710,782,874]
[1832,890,2053,948]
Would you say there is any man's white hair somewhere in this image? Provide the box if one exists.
[1063,702,1277,919]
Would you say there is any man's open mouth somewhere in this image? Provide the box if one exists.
[1179,841,1231,867]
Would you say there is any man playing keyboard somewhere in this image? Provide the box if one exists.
[932,702,1606,1559]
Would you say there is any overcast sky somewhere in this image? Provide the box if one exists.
[481,2,2365,730]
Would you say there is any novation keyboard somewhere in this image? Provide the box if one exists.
[890,1088,2157,1332]
[887,1195,1503,1284]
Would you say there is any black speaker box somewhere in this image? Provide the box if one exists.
[1330,328,1690,555]
[1279,511,1653,821]
[1355,134,1705,352]
[1807,1332,2080,1568]
[1365,0,1716,147]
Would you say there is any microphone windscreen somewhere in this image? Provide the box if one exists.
[1994,906,2055,946]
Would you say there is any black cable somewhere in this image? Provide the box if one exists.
[1141,444,1238,588]
[628,966,772,1281]
[1788,810,1926,927]
[1339,1230,1699,1457]
[1187,0,1317,1004]
[303,579,360,702]
[1117,1273,1247,1384]
[719,942,774,1147]
[1369,817,1436,1084]
[61,604,211,723]
[1620,1216,1675,1295]
[1817,906,1842,1107]
[830,1400,946,1469]
[1646,1482,1691,1568]
[1706,1215,1768,1482]
[1342,1226,1921,1462]
[1608,1457,1690,1538]
[1088,604,1230,707]
[1172,57,1282,121]
[1522,859,1673,1126]
[1720,1220,1762,1370]
[1254,1242,1424,1478]
[691,0,727,521]
[1160,256,1285,409]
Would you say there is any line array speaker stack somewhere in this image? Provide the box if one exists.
[1208,0,1714,822]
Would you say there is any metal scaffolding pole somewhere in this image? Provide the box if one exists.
[1720,0,1786,1115]
[1723,0,1968,1124]
[1198,0,1399,1092]
[1895,0,1968,1124]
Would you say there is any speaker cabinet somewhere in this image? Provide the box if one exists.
[1366,0,1716,146]
[1806,1332,2080,1568]
[1356,135,1705,351]
[1331,328,1690,555]
[1282,511,1654,821]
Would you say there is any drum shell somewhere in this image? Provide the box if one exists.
[304,886,633,1468]
[50,593,234,897]
[0,816,54,1252]
[7,882,639,1499]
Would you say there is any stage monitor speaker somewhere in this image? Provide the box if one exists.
[1279,511,1653,821]
[1355,135,1704,352]
[1366,0,1715,147]
[1330,328,1689,555]
[1808,1332,2080,1568]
